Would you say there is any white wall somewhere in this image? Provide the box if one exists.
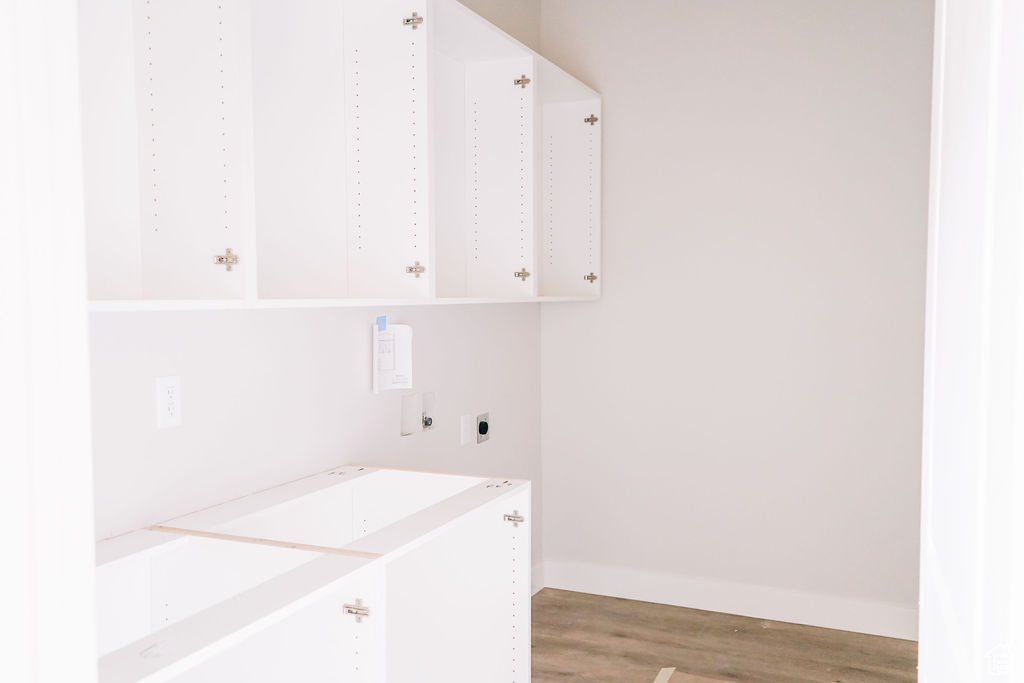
[89,305,542,553]
[457,0,540,51]
[539,0,933,639]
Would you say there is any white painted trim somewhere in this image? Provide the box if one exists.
[0,1,97,680]
[918,0,1024,678]
[540,560,918,641]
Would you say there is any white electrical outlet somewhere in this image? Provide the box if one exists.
[156,376,182,429]
[476,412,490,444]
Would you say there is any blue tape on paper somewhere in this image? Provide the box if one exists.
[376,315,388,332]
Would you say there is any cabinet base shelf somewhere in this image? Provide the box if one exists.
[88,296,598,313]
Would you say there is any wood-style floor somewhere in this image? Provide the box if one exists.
[531,589,917,683]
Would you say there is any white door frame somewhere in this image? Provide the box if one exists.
[919,0,1024,680]
[0,1,97,681]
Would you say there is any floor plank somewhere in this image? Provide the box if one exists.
[531,589,917,683]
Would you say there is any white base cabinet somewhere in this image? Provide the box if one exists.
[79,0,601,309]
[96,466,531,682]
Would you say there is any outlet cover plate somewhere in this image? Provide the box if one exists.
[476,412,490,444]
[156,376,182,429]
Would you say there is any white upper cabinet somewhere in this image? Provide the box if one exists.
[79,0,601,307]
[250,0,348,299]
[430,0,537,298]
[342,0,430,298]
[538,59,602,297]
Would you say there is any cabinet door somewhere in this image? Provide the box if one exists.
[343,0,431,298]
[133,0,256,299]
[465,57,537,297]
[540,98,602,296]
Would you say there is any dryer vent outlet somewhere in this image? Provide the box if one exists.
[476,413,490,444]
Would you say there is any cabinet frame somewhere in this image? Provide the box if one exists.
[79,0,602,311]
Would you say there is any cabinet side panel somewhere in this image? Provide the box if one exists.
[343,0,430,298]
[79,0,142,299]
[148,539,317,633]
[352,470,484,538]
[465,57,536,297]
[96,556,151,657]
[134,0,254,299]
[431,49,468,297]
[250,0,348,298]
[214,485,357,549]
[385,489,531,683]
[541,99,601,296]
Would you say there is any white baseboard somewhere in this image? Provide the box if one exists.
[540,559,918,641]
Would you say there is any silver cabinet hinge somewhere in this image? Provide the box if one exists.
[584,272,598,283]
[403,11,423,29]
[514,74,531,88]
[514,267,531,281]
[405,261,426,278]
[584,114,599,126]
[504,510,525,527]
[214,248,239,271]
[343,600,370,622]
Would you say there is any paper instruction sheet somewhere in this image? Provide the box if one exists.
[373,319,412,393]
